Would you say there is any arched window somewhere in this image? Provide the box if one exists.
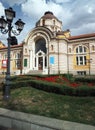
[42,19,45,26]
[53,20,55,25]
[76,46,87,65]
[92,45,95,51]
[68,48,71,53]
[51,45,53,51]
[76,46,87,53]
[35,38,46,54]
[25,48,27,53]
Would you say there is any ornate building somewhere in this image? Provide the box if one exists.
[0,11,95,75]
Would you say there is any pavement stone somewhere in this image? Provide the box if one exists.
[0,126,14,130]
[0,108,95,130]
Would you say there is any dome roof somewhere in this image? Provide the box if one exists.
[36,11,62,28]
[41,11,58,20]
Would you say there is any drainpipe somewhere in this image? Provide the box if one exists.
[88,43,92,76]
[47,40,49,75]
[58,39,60,74]
[67,42,69,79]
[21,44,23,74]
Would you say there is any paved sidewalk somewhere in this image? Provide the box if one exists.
[0,108,95,130]
[0,126,14,130]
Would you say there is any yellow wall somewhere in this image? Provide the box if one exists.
[73,47,90,70]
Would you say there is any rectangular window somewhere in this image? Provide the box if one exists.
[76,56,87,65]
[76,56,78,65]
[80,56,83,65]
[35,58,36,67]
[24,59,27,67]
[77,71,86,75]
[45,56,47,67]
[84,47,86,52]
[76,48,78,53]
[15,60,21,69]
[84,56,86,65]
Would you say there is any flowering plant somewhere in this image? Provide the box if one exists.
[36,75,95,88]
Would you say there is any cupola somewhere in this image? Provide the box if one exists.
[36,11,62,33]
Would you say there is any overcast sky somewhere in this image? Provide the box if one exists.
[0,0,95,45]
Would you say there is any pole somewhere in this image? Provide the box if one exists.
[4,23,11,99]
[58,40,60,74]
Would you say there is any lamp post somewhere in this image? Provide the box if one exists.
[0,7,25,100]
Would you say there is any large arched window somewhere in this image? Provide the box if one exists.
[35,38,46,54]
[76,46,87,65]
[76,46,87,53]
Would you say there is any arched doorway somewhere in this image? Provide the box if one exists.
[35,38,47,70]
[38,57,43,70]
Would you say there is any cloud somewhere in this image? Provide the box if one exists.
[0,0,26,6]
[20,0,95,36]
[62,0,95,34]
[0,2,6,44]
[53,0,72,4]
[21,0,63,22]
[0,0,95,44]
[0,2,5,16]
[71,23,95,35]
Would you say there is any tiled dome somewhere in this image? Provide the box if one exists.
[41,11,57,19]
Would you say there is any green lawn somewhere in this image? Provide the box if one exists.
[0,86,95,126]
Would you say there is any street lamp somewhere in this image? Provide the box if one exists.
[0,7,25,100]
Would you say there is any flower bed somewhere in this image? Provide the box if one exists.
[36,75,95,88]
[7,75,95,96]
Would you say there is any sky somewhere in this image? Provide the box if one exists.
[0,0,95,45]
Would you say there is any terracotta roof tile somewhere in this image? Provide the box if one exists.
[0,43,23,50]
[68,33,95,40]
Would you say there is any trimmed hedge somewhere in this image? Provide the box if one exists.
[75,77,95,83]
[1,75,95,97]
[6,79,95,96]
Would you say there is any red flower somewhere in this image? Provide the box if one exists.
[70,83,79,88]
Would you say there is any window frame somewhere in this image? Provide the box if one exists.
[76,46,87,66]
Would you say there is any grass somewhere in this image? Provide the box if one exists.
[0,86,95,126]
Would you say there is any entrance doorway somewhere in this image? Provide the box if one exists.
[38,57,43,70]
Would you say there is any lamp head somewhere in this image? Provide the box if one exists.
[5,7,15,23]
[0,16,7,29]
[15,19,25,32]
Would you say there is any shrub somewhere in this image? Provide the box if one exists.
[9,79,95,96]
[1,75,95,97]
[75,77,95,83]
[75,86,95,96]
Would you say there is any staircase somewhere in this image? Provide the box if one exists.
[27,70,43,75]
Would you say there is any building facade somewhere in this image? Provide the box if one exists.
[0,11,95,75]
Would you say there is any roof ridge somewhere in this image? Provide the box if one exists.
[68,33,95,40]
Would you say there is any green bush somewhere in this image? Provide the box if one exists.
[75,86,95,96]
[1,75,95,97]
[75,77,95,83]
[8,79,95,96]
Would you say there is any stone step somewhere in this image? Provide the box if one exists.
[27,70,43,75]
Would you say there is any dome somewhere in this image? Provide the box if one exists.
[41,11,57,19]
